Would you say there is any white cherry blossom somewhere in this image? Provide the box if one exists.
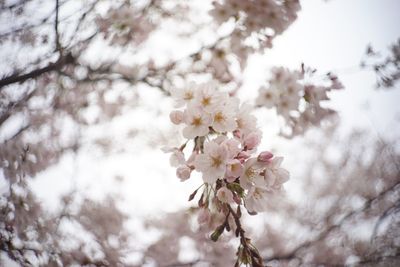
[240,158,265,190]
[182,105,212,139]
[245,186,270,213]
[225,159,244,182]
[263,156,290,190]
[193,141,228,184]
[222,138,241,159]
[235,104,257,136]
[255,85,279,108]
[170,84,197,107]
[193,83,222,113]
[211,104,237,133]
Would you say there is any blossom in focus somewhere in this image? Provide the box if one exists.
[211,103,238,133]
[235,104,257,136]
[170,84,197,107]
[245,186,270,213]
[240,158,265,190]
[182,105,212,139]
[194,83,222,113]
[194,140,228,183]
[225,159,244,182]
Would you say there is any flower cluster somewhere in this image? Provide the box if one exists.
[96,5,155,46]
[210,0,300,43]
[256,66,344,137]
[206,0,301,83]
[165,82,290,265]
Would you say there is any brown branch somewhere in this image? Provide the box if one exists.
[227,204,264,267]
[55,0,62,53]
[0,52,74,89]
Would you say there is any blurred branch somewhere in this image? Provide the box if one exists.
[0,52,74,89]
[265,179,400,263]
[0,0,69,39]
[355,252,400,266]
[55,0,62,54]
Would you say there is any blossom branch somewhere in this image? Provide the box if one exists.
[227,204,264,267]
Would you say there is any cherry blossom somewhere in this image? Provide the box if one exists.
[256,66,344,137]
[225,159,244,182]
[216,187,234,203]
[182,105,212,139]
[170,85,197,108]
[245,186,270,213]
[166,81,290,265]
[193,140,229,184]
[263,157,290,191]
[240,158,265,190]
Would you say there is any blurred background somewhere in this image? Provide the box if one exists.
[0,0,399,266]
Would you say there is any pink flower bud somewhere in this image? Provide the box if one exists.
[176,165,191,181]
[258,151,274,163]
[233,129,241,139]
[243,132,261,150]
[169,110,184,124]
[236,151,250,161]
[197,208,211,225]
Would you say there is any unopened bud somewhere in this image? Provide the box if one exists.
[257,151,273,162]
[169,110,184,124]
[236,151,250,162]
[243,132,261,150]
[233,129,241,139]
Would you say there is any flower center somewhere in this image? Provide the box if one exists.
[202,97,211,107]
[184,91,194,101]
[211,156,222,168]
[236,118,243,129]
[214,111,225,123]
[245,167,257,180]
[191,117,202,126]
[254,188,262,200]
[231,164,238,171]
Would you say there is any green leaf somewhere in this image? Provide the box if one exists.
[210,225,225,242]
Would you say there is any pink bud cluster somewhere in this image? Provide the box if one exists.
[165,82,290,214]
